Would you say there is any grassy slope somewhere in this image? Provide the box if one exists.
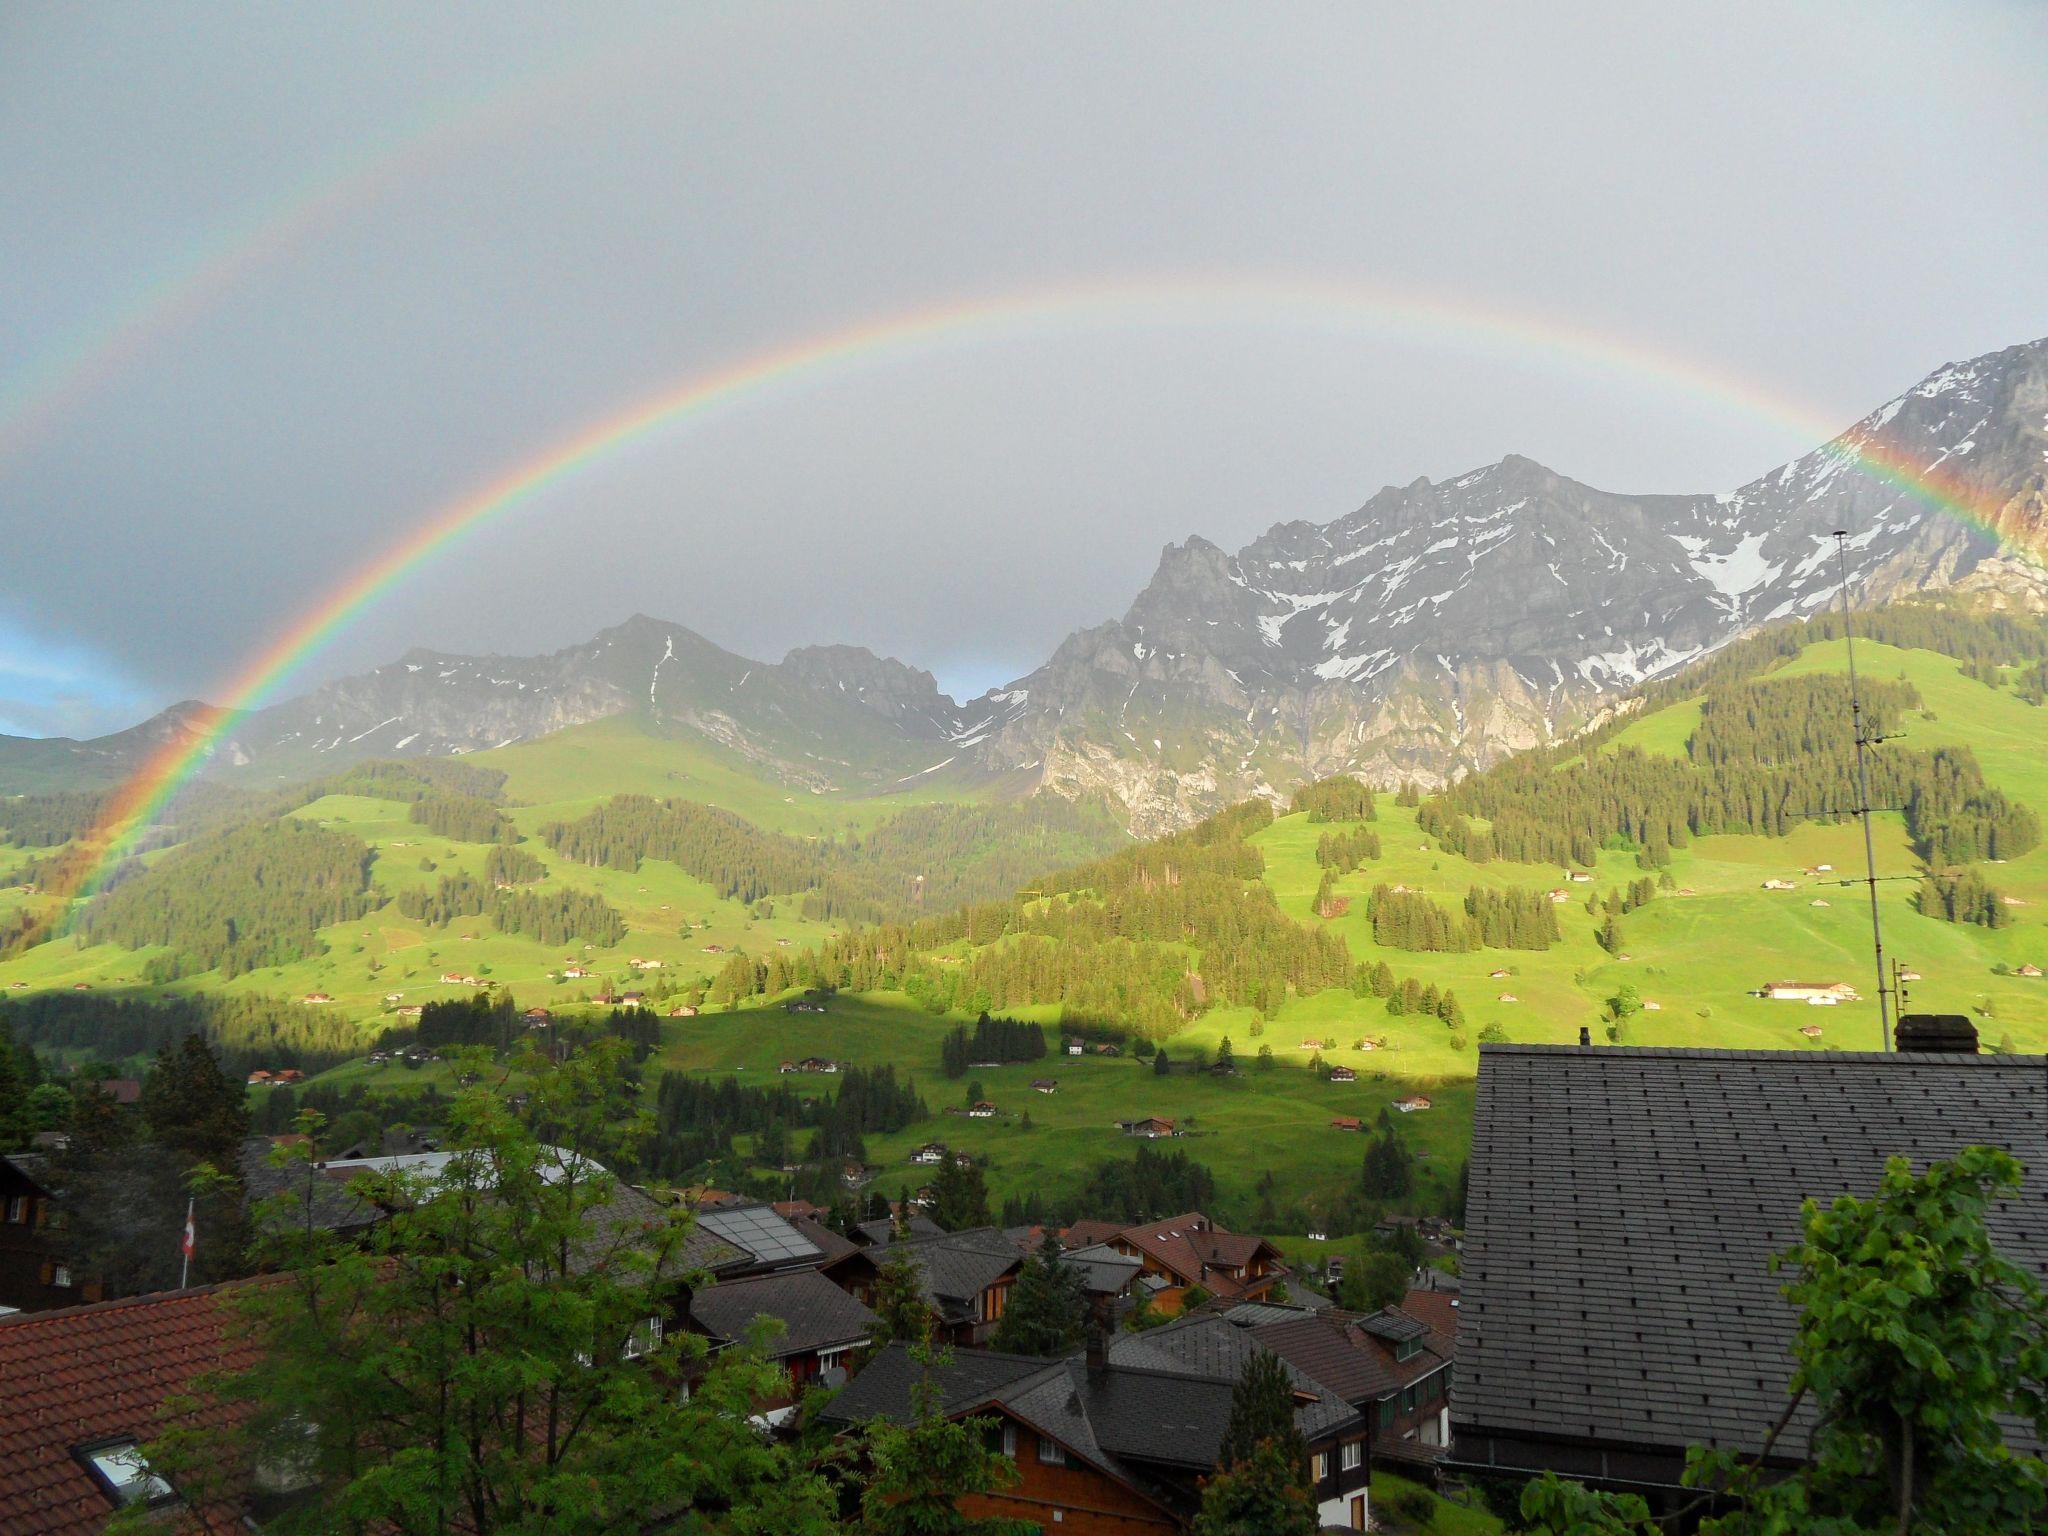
[646,991,1474,1221]
[477,714,994,836]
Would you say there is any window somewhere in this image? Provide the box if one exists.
[1340,1440,1363,1471]
[51,1264,73,1289]
[76,1439,172,1509]
[1001,1422,1018,1459]
[1311,1452,1328,1482]
[1401,1386,1417,1413]
[1036,1436,1067,1466]
[621,1316,663,1360]
[5,1195,27,1224]
[1394,1337,1420,1362]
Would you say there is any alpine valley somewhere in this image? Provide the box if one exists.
[4,334,2048,1228]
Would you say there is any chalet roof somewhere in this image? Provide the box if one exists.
[1459,1045,2048,1466]
[0,1282,264,1536]
[821,1337,1362,1500]
[1248,1316,1405,1403]
[1115,1212,1282,1297]
[851,1213,944,1246]
[1061,1218,1126,1248]
[866,1228,1023,1315]
[788,1214,861,1267]
[1060,1242,1144,1296]
[687,1270,878,1359]
[1397,1287,1461,1355]
[820,1341,1049,1424]
[1106,1316,1356,1442]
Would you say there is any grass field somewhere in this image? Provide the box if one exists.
[647,991,1475,1220]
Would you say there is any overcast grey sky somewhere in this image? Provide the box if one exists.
[2,1,2043,737]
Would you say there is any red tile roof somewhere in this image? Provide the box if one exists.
[0,1282,263,1535]
[1398,1287,1460,1356]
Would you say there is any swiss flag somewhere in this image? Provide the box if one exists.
[181,1200,196,1260]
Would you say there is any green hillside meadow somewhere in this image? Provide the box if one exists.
[4,620,2045,1241]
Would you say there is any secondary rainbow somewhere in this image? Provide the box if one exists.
[52,273,2029,912]
[0,26,656,467]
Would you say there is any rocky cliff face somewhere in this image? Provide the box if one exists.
[9,337,2045,827]
[953,336,2048,833]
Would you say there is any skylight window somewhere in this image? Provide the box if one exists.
[77,1438,172,1508]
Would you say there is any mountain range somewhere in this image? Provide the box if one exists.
[9,334,2047,833]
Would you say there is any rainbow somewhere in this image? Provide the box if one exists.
[0,26,655,467]
[39,273,2033,921]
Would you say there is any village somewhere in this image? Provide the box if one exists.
[5,1007,2038,1534]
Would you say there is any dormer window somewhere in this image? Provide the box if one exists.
[76,1438,172,1509]
[1395,1337,1420,1362]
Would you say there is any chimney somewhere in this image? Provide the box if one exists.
[1578,1026,1591,1047]
[1893,1014,1979,1054]
[1084,1294,1112,1375]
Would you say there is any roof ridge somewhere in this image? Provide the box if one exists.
[0,1276,260,1329]
[1480,1043,2042,1063]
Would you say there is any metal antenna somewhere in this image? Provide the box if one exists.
[1832,531,1893,1049]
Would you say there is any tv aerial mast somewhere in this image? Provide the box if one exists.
[1830,529,1895,1050]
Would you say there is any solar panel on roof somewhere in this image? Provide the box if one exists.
[697,1205,822,1264]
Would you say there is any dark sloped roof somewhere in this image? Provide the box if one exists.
[1079,1364,1245,1467]
[790,1214,860,1266]
[688,1271,878,1358]
[817,1341,1052,1425]
[1107,1317,1358,1442]
[866,1228,1022,1314]
[853,1213,944,1246]
[0,1282,265,1536]
[1356,1307,1429,1346]
[1250,1316,1404,1403]
[1459,1045,2048,1462]
[1060,1243,1143,1296]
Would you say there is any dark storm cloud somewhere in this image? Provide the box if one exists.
[2,0,2044,733]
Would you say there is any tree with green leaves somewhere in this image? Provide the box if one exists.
[1192,1438,1320,1536]
[991,1232,1087,1357]
[136,1037,839,1536]
[1336,1251,1409,1313]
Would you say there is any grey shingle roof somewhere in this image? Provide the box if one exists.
[1249,1316,1405,1404]
[1107,1317,1358,1442]
[819,1338,1360,1498]
[1459,1045,2048,1462]
[817,1341,1051,1425]
[865,1228,1023,1316]
[688,1270,878,1358]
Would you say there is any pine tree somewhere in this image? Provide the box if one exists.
[1154,1047,1171,1076]
[871,1247,939,1345]
[991,1232,1087,1356]
[1217,1348,1310,1473]
[929,1158,990,1232]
